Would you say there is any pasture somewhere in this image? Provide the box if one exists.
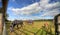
[6,20,55,35]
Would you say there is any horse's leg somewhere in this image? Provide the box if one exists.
[20,24,21,28]
[21,23,23,29]
[32,22,34,28]
[12,27,14,32]
[10,26,14,32]
[12,24,15,32]
[17,24,18,28]
[32,22,34,25]
[17,24,19,29]
[20,24,22,29]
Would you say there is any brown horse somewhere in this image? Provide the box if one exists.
[26,20,34,25]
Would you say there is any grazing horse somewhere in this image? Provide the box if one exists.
[26,20,34,25]
[10,20,23,32]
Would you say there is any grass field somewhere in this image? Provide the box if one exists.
[6,20,55,35]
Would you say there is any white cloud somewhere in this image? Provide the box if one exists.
[9,0,60,15]
[45,2,60,10]
[7,18,14,21]
[0,0,2,2]
[41,8,60,17]
[9,2,41,15]
[8,0,60,20]
[40,0,50,7]
[10,0,15,2]
[41,2,60,17]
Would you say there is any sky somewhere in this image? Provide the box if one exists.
[6,0,60,21]
[0,0,2,8]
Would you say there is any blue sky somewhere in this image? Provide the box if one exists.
[7,0,60,21]
[0,0,2,8]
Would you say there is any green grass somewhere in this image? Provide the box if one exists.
[6,20,55,35]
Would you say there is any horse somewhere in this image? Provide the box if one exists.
[10,20,23,32]
[26,20,34,25]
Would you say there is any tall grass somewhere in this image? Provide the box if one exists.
[6,20,55,35]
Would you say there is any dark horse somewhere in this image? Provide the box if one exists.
[10,20,23,32]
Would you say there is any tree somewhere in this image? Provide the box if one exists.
[5,13,9,22]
